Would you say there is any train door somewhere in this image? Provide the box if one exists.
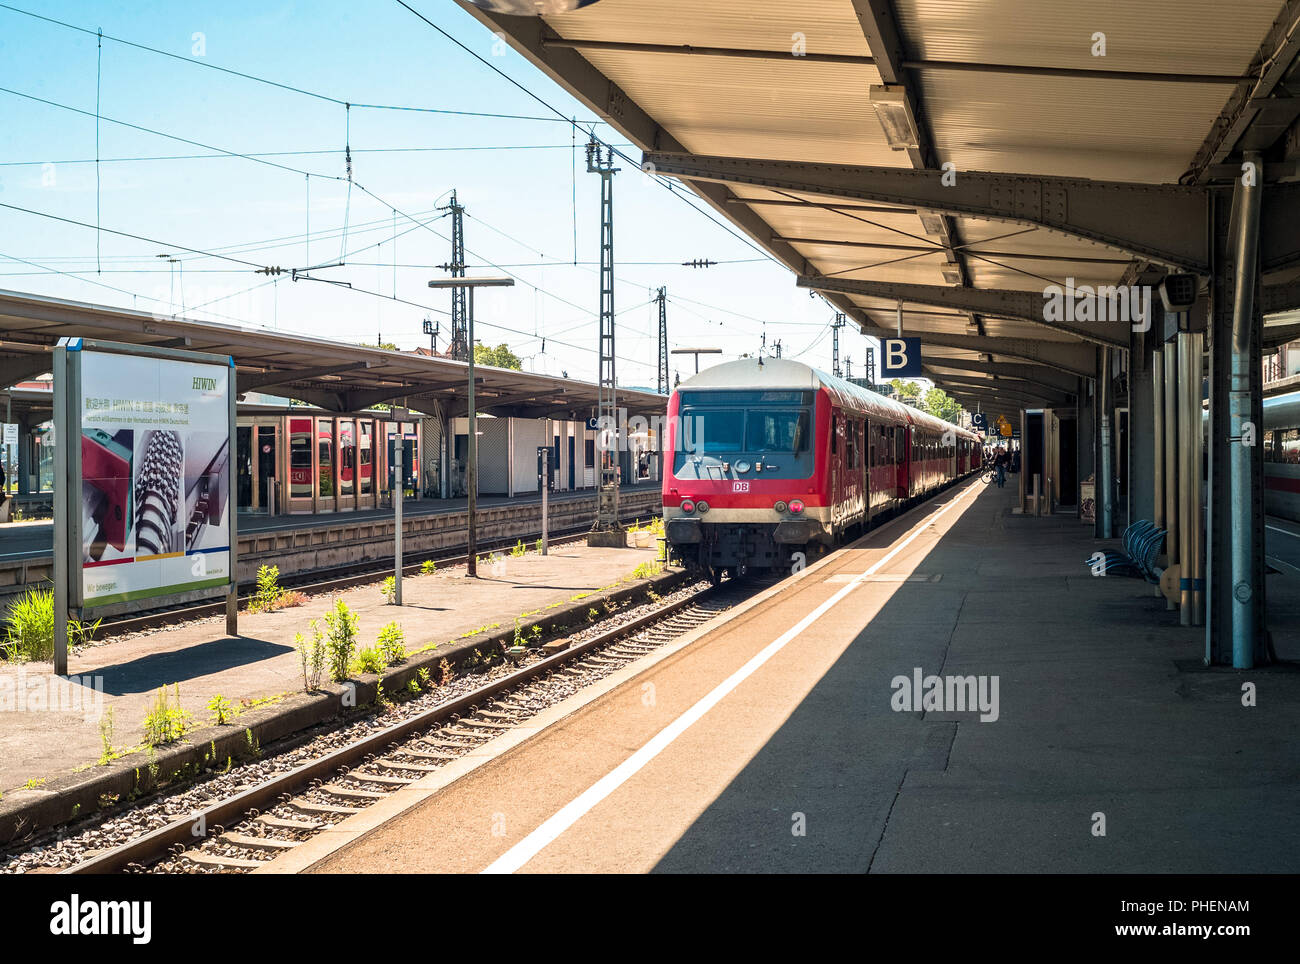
[236,426,253,509]
[867,420,877,520]
[830,412,841,536]
[255,419,280,513]
[848,417,865,531]
[896,426,908,501]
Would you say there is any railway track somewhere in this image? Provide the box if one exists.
[13,575,766,875]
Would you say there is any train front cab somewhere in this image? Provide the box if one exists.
[664,385,834,577]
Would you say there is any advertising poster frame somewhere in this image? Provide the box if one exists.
[52,337,238,674]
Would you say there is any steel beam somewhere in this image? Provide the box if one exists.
[1261,182,1300,277]
[926,373,1072,407]
[645,151,1210,273]
[779,235,1130,265]
[846,0,982,331]
[1263,322,1300,348]
[537,38,1247,85]
[1188,1,1300,178]
[944,391,1019,417]
[0,353,54,388]
[921,356,1080,394]
[797,275,1130,347]
[1260,276,1300,316]
[932,378,1063,407]
[893,331,1096,378]
[238,362,369,392]
[450,1,876,334]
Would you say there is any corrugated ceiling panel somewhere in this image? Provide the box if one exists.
[916,72,1234,181]
[574,50,890,164]
[546,0,872,55]
[893,0,1278,74]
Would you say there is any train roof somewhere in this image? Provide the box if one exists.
[676,358,979,441]
[1265,390,1300,429]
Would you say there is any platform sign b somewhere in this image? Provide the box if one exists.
[880,338,922,378]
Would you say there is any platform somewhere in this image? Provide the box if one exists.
[299,480,1300,874]
[0,540,667,797]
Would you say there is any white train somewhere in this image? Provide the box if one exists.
[1264,391,1300,521]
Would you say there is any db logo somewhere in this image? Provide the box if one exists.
[732,481,750,493]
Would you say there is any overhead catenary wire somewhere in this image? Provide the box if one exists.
[0,2,602,125]
[0,144,633,167]
[3,0,779,282]
[1,1,811,376]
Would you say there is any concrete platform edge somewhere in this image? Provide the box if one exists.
[0,567,690,849]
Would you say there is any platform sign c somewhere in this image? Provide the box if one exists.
[880,338,922,378]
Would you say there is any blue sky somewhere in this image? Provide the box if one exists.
[0,0,878,388]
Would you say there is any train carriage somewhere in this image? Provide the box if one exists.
[1264,390,1300,522]
[662,358,981,580]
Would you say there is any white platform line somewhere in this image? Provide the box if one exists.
[481,482,981,874]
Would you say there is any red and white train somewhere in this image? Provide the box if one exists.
[661,358,981,579]
[1264,390,1300,522]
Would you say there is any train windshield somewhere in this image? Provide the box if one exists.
[674,389,815,479]
[746,410,809,453]
[694,410,744,453]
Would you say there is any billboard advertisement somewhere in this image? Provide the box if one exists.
[74,346,232,608]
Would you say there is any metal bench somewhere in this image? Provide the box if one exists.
[1087,520,1165,582]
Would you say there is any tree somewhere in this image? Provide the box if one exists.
[921,387,962,423]
[890,378,921,400]
[474,343,522,370]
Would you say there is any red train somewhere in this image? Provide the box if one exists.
[662,358,982,580]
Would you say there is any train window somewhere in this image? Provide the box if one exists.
[289,417,312,499]
[679,390,814,407]
[359,421,373,496]
[831,416,839,455]
[1266,427,1300,463]
[683,408,745,453]
[746,410,810,453]
[339,419,355,497]
[318,419,335,498]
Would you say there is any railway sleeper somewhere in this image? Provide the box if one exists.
[256,814,322,832]
[321,784,388,801]
[377,757,444,772]
[347,772,413,787]
[219,832,301,852]
[184,851,266,871]
[284,800,362,817]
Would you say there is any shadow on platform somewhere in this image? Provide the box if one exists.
[652,484,1300,874]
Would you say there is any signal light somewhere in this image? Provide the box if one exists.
[774,500,788,513]
[696,500,709,513]
[681,499,696,514]
[789,499,805,514]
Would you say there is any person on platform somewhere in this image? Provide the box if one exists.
[994,447,1008,488]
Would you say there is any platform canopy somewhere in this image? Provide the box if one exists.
[0,289,665,420]
[460,0,1300,414]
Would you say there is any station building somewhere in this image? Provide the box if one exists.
[0,290,665,518]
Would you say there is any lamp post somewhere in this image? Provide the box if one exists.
[428,276,515,577]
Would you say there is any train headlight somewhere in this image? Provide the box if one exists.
[680,499,696,514]
[774,500,788,513]
[696,500,710,513]
[789,499,805,514]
